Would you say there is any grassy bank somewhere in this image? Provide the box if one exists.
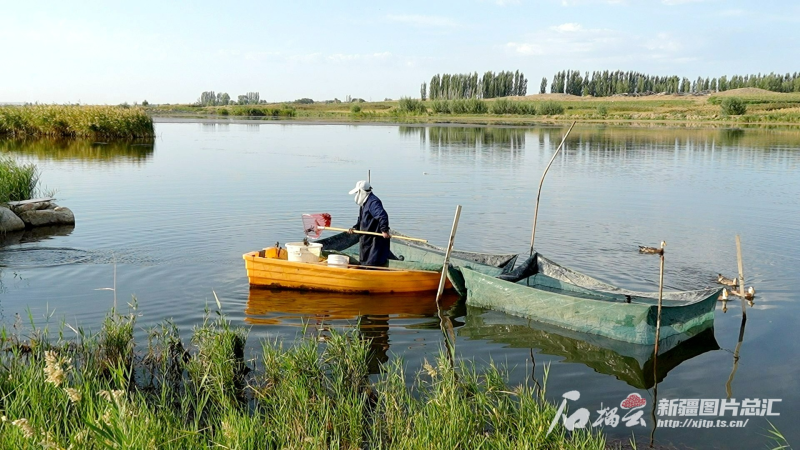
[0,157,41,204]
[0,105,154,139]
[150,88,800,127]
[0,307,606,449]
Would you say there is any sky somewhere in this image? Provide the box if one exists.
[1,0,798,104]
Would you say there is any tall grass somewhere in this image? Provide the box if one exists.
[397,97,428,114]
[489,99,537,115]
[217,105,297,117]
[432,98,488,114]
[0,307,607,449]
[0,157,40,203]
[0,105,154,138]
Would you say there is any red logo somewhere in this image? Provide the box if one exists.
[621,393,646,409]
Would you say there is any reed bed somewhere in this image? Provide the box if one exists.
[0,156,41,203]
[0,307,606,449]
[0,105,154,139]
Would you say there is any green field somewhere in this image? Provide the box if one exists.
[149,88,800,127]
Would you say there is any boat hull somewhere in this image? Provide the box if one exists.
[462,267,721,345]
[243,252,445,293]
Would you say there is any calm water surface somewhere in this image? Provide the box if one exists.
[1,122,798,448]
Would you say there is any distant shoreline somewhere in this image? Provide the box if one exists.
[152,115,800,130]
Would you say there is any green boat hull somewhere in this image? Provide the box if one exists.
[462,259,721,345]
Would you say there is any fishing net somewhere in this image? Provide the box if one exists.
[302,213,332,239]
[463,254,721,345]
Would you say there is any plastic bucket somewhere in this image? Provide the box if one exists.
[285,242,323,263]
[327,254,350,268]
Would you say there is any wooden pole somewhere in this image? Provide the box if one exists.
[735,235,747,321]
[725,316,747,399]
[436,205,462,359]
[436,205,462,307]
[653,241,666,357]
[530,121,576,257]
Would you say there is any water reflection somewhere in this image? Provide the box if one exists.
[0,138,154,164]
[429,126,526,152]
[0,224,75,247]
[245,289,459,373]
[458,307,720,389]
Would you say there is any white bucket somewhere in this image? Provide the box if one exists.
[327,254,350,268]
[285,242,323,263]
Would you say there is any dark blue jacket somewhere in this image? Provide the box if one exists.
[352,193,393,266]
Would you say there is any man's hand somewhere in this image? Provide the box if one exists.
[381,231,391,239]
[347,228,355,234]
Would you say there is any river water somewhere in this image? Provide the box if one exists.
[1,121,798,448]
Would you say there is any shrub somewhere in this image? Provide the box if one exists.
[489,99,534,115]
[350,104,362,113]
[721,97,747,115]
[431,100,451,114]
[538,101,564,115]
[597,105,608,117]
[489,99,516,114]
[397,97,427,114]
[450,98,488,114]
[0,156,40,203]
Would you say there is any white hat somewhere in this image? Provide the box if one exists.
[348,180,372,195]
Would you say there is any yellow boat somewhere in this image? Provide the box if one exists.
[243,251,448,293]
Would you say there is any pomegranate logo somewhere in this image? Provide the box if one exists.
[621,393,647,409]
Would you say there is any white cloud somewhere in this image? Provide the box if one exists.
[555,23,583,32]
[505,23,696,66]
[506,23,621,56]
[386,14,459,28]
[719,8,746,16]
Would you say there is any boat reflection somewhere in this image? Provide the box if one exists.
[245,289,460,373]
[458,306,720,389]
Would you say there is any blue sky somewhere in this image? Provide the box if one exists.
[2,0,797,104]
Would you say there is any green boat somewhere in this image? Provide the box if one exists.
[458,306,720,389]
[318,231,517,295]
[461,254,721,345]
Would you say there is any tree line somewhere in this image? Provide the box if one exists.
[544,70,800,97]
[197,91,261,106]
[427,71,528,100]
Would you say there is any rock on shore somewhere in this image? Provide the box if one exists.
[0,206,26,232]
[0,201,75,232]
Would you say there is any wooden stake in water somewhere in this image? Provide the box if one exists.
[735,235,747,321]
[530,121,576,257]
[436,205,462,307]
[653,241,666,357]
[435,205,462,357]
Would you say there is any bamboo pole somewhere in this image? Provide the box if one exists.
[529,121,576,257]
[436,205,462,307]
[653,241,666,357]
[735,235,747,321]
[725,317,747,399]
[436,205,462,359]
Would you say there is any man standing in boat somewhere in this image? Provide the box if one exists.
[347,180,393,266]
